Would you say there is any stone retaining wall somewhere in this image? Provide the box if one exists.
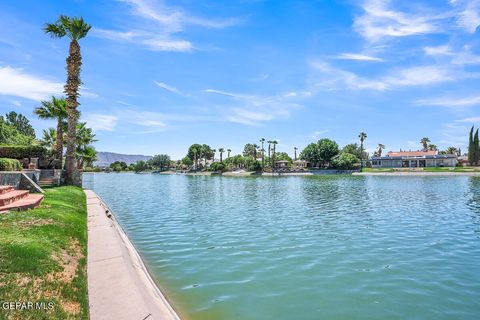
[0,171,43,193]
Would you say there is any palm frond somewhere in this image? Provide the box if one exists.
[43,22,66,38]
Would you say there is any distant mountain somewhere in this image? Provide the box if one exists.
[94,152,152,167]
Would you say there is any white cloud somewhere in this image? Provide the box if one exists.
[143,38,193,52]
[122,110,169,133]
[91,28,142,41]
[416,95,480,107]
[0,66,63,101]
[119,0,242,30]
[153,81,181,94]
[204,88,301,126]
[93,28,193,52]
[9,100,21,108]
[450,0,480,33]
[310,61,388,90]
[310,61,474,91]
[455,116,480,122]
[423,45,454,56]
[385,66,455,86]
[334,53,384,61]
[95,0,241,52]
[84,114,119,131]
[312,130,329,138]
[439,123,469,148]
[424,44,480,65]
[354,0,440,42]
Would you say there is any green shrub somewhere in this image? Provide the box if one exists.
[245,157,262,172]
[210,162,226,172]
[332,152,359,170]
[0,145,47,159]
[0,158,23,171]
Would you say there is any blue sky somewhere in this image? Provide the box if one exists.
[1,0,480,159]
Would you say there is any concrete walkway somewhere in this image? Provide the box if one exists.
[86,189,181,320]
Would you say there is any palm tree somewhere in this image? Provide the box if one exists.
[446,146,458,155]
[420,137,430,151]
[212,149,216,162]
[359,132,367,170]
[44,15,91,185]
[77,146,97,169]
[260,138,265,167]
[294,147,298,161]
[377,143,385,157]
[267,140,273,160]
[252,144,259,159]
[428,144,437,151]
[218,148,225,162]
[75,122,97,169]
[34,96,67,169]
[40,128,57,151]
[227,149,231,158]
[271,140,278,168]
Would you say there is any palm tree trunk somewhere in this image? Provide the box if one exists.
[360,142,364,170]
[56,118,64,169]
[64,40,82,186]
[261,141,264,168]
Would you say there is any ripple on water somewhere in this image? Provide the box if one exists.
[84,173,480,320]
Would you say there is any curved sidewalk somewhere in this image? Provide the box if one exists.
[86,189,181,320]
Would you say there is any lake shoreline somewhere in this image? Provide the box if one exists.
[85,189,181,320]
[155,170,480,177]
[354,171,480,176]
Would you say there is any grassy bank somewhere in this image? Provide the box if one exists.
[0,187,88,320]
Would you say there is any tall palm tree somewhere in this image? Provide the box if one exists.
[377,143,385,157]
[252,144,259,159]
[271,140,278,168]
[420,137,430,151]
[212,149,216,162]
[218,148,225,162]
[44,15,91,185]
[267,140,273,160]
[34,96,67,169]
[294,147,298,161]
[227,149,231,158]
[359,132,367,170]
[260,138,265,167]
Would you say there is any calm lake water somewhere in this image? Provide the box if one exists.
[83,173,480,320]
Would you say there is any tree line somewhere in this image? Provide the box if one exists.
[468,126,479,165]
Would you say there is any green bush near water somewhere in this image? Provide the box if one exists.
[0,158,22,171]
[210,162,226,172]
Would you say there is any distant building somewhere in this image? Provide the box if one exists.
[293,160,310,169]
[275,160,290,168]
[371,150,457,168]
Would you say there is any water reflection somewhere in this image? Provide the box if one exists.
[84,173,480,320]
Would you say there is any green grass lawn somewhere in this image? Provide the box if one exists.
[0,187,88,320]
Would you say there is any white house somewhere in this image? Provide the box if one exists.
[371,150,457,168]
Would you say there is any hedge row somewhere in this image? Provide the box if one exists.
[0,158,22,171]
[0,145,47,159]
